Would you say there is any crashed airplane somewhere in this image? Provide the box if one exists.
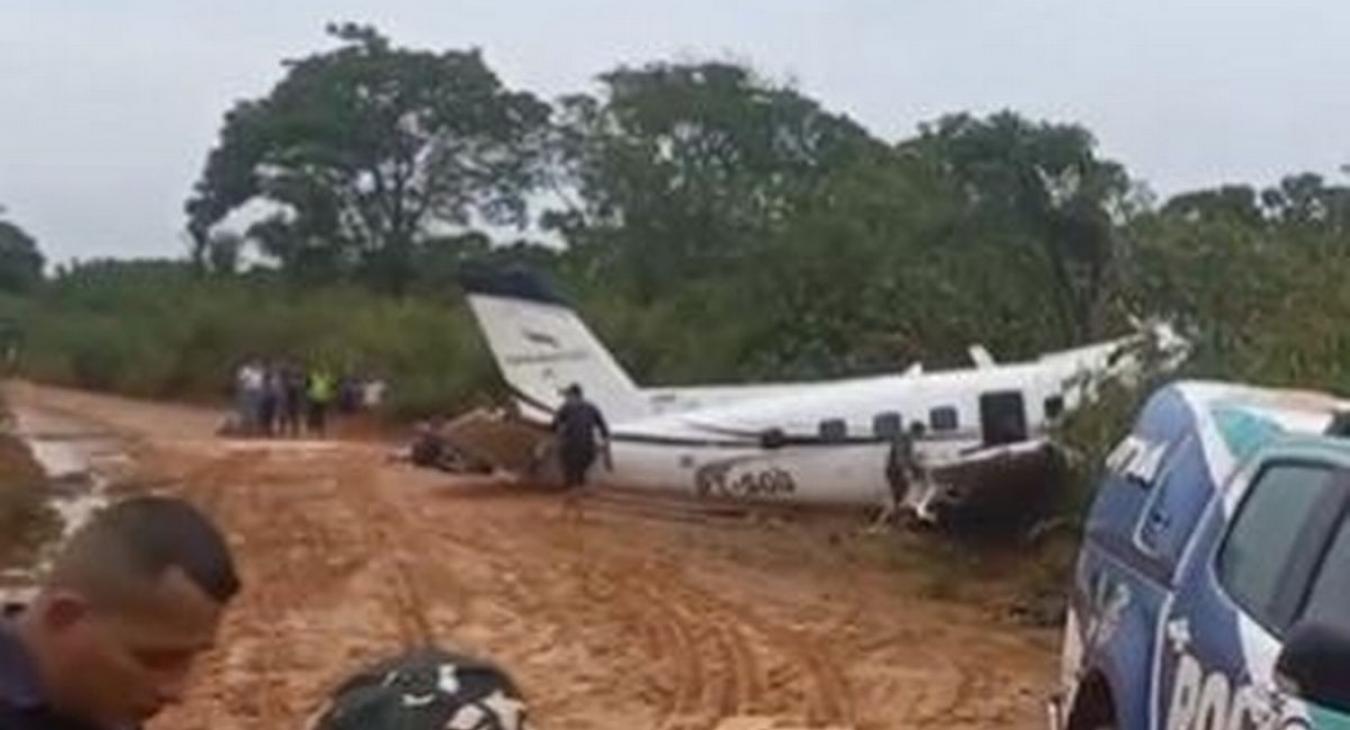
[455,267,1188,517]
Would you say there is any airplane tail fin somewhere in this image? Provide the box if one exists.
[460,267,647,424]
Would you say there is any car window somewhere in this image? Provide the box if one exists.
[1301,515,1350,634]
[1217,463,1337,633]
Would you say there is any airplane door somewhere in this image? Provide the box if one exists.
[979,391,1027,446]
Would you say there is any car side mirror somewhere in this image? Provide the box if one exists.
[1275,621,1350,714]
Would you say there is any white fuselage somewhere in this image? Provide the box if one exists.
[459,275,1186,509]
[579,340,1130,505]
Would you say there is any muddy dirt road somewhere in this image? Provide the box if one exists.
[5,383,1059,730]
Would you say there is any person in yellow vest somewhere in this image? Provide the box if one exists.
[306,366,336,437]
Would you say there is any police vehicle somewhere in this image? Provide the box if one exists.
[1053,380,1350,730]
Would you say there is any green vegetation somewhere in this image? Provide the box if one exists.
[3,25,1350,508]
[0,211,43,295]
[1,261,495,419]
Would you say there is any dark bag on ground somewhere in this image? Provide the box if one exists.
[313,646,528,730]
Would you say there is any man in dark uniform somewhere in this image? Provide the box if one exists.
[550,384,609,501]
[0,497,240,730]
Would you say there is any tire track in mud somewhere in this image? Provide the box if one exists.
[531,492,862,725]
[173,446,399,726]
[651,569,853,728]
[15,386,1061,730]
[174,448,299,726]
[385,501,735,727]
[517,521,854,729]
[172,450,1006,730]
[336,460,435,647]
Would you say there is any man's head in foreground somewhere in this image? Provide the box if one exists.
[15,496,239,726]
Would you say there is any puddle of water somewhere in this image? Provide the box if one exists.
[2,407,120,607]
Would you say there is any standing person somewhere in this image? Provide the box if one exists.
[872,422,916,530]
[0,496,240,730]
[872,420,927,530]
[550,384,609,517]
[361,376,388,412]
[280,364,306,438]
[307,365,336,437]
[337,372,361,415]
[235,358,264,436]
[259,363,281,438]
[903,421,942,523]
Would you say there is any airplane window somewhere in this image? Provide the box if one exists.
[819,419,848,442]
[1044,395,1065,419]
[873,412,902,439]
[930,407,959,432]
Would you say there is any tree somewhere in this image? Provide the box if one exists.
[0,218,44,293]
[1160,185,1264,226]
[1260,173,1350,232]
[906,112,1143,344]
[186,23,552,294]
[202,230,243,276]
[548,61,883,300]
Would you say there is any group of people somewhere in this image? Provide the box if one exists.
[230,358,388,438]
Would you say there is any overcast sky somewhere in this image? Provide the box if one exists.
[2,1,1348,263]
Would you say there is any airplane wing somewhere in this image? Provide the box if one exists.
[924,439,1058,511]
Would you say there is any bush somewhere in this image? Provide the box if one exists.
[0,266,503,417]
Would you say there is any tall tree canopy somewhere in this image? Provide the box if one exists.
[0,216,44,294]
[186,24,552,293]
[547,61,884,299]
[907,112,1143,344]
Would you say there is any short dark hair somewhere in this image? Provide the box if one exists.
[55,496,240,604]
